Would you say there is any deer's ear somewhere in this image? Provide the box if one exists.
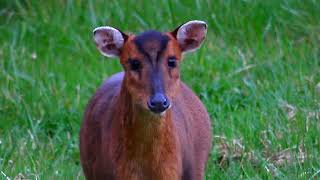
[93,26,128,58]
[171,20,207,53]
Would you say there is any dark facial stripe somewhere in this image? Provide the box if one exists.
[134,30,169,63]
[134,30,169,95]
[150,67,164,94]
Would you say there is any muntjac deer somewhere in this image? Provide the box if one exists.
[80,20,212,180]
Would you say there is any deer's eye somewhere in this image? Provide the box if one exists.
[129,59,141,71]
[168,57,177,68]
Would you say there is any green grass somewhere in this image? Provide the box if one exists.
[0,0,319,179]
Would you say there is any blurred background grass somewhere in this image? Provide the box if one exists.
[0,0,319,179]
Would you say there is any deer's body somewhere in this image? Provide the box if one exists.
[80,20,212,180]
[80,72,211,179]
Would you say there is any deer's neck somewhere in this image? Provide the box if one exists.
[116,84,173,144]
[112,84,180,179]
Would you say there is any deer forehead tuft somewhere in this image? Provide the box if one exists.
[133,30,170,59]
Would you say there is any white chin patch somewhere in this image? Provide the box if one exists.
[159,103,172,117]
[159,111,166,117]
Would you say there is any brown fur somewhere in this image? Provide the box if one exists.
[80,31,212,180]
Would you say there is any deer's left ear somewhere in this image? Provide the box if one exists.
[171,20,207,53]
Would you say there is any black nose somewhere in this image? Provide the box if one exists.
[147,93,170,113]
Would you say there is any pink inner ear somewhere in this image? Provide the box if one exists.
[190,25,206,38]
[106,44,116,50]
[175,21,207,52]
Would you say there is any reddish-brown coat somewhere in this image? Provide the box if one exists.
[80,33,212,180]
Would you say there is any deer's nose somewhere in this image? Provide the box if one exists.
[147,93,170,113]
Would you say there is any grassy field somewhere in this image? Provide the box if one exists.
[0,0,319,179]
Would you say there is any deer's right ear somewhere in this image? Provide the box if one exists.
[93,26,128,58]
